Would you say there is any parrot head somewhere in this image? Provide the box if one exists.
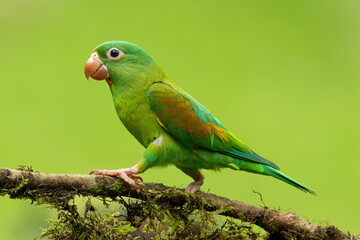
[84,41,159,86]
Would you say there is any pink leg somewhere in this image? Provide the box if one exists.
[90,164,144,189]
[176,166,204,193]
[185,179,204,193]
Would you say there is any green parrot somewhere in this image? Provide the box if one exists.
[84,41,315,195]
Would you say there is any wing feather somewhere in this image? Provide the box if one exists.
[147,82,279,169]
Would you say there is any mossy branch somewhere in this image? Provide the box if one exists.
[0,168,357,240]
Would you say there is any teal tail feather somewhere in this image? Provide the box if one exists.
[262,165,316,195]
[217,152,316,195]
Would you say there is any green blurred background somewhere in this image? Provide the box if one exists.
[0,0,359,238]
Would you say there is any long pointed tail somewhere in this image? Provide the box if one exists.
[224,156,316,195]
[262,165,316,195]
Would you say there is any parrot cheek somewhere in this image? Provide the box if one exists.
[84,52,109,81]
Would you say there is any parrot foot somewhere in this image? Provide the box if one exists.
[185,179,204,193]
[90,166,144,189]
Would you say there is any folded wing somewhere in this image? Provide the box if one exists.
[147,82,279,170]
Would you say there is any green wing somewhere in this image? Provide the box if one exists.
[147,82,279,169]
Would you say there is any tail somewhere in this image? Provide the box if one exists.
[224,156,316,195]
[262,165,316,195]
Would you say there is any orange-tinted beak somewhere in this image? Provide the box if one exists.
[84,51,109,81]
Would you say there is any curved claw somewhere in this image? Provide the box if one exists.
[136,181,146,189]
[129,174,145,189]
[129,174,143,182]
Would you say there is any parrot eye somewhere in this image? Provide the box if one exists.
[106,48,124,61]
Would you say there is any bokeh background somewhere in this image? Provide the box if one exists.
[0,0,359,238]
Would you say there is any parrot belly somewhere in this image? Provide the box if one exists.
[142,131,254,173]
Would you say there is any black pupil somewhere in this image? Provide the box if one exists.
[110,49,119,58]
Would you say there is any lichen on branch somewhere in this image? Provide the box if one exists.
[0,168,357,240]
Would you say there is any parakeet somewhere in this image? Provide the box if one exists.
[84,41,315,195]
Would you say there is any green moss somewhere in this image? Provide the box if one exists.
[41,199,137,240]
[16,165,35,172]
[38,188,263,239]
[1,167,263,239]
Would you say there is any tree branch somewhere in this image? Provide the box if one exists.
[0,168,356,240]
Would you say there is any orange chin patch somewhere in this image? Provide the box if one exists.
[106,78,113,86]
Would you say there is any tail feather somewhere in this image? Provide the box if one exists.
[263,165,316,195]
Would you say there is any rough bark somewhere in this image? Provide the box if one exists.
[0,168,357,240]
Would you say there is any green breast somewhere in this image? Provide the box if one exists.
[111,85,162,147]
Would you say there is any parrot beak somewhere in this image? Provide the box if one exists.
[84,51,109,81]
